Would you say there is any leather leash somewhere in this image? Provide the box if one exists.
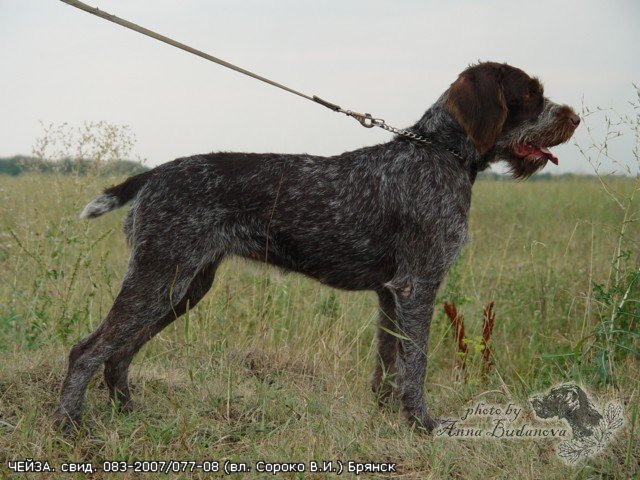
[59,0,463,158]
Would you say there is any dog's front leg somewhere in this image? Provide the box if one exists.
[390,277,440,432]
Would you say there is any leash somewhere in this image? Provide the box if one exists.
[59,0,462,158]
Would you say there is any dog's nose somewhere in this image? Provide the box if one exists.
[569,113,580,128]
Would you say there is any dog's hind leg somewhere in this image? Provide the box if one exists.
[103,258,221,410]
[54,244,214,432]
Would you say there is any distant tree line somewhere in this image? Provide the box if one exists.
[0,155,149,176]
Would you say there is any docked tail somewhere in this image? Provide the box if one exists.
[80,170,153,219]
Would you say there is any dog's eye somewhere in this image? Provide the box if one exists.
[523,87,540,103]
[528,81,543,99]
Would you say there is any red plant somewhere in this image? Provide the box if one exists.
[481,301,496,377]
[444,301,467,380]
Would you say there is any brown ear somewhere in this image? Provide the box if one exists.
[444,64,507,154]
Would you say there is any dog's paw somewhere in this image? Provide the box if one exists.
[406,409,440,434]
[109,392,134,414]
[53,409,82,436]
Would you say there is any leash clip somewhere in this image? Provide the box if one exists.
[346,110,385,129]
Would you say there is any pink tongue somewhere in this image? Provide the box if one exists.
[539,147,558,165]
[514,143,559,166]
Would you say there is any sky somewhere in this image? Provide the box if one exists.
[1,0,639,174]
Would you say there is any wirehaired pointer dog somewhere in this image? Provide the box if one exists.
[55,62,579,433]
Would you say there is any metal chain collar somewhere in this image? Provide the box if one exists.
[341,109,465,161]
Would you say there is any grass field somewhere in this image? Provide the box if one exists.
[0,173,638,479]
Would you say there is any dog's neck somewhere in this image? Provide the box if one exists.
[408,94,488,182]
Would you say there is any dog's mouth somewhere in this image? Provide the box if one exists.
[530,397,550,418]
[513,142,558,165]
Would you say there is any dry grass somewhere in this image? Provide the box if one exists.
[0,173,638,479]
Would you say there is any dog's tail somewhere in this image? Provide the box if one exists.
[80,170,153,219]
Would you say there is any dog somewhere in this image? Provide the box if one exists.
[530,384,603,439]
[55,61,579,433]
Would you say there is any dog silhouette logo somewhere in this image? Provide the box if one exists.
[530,383,623,464]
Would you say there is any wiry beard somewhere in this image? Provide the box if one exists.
[507,156,549,179]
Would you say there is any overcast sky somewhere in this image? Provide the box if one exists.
[1,0,639,174]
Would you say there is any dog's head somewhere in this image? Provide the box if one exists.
[444,62,579,178]
[530,383,602,434]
